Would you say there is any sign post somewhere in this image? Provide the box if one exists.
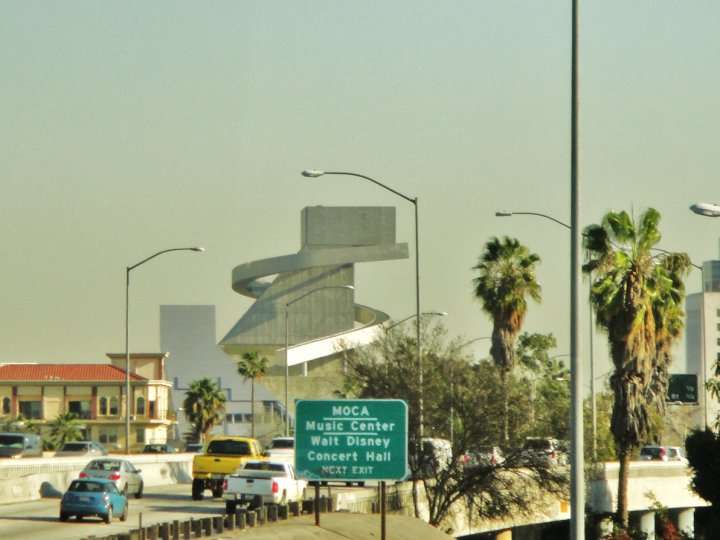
[295,399,408,536]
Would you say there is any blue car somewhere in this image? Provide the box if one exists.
[60,478,128,523]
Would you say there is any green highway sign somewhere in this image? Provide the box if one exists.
[295,399,408,481]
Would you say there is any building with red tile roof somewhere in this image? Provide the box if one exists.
[0,354,173,451]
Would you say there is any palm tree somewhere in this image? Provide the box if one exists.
[583,208,689,528]
[183,378,227,444]
[237,351,269,438]
[472,237,542,444]
[49,412,84,448]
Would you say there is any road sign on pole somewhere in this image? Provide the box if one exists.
[295,399,408,482]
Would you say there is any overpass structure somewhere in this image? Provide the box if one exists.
[0,456,710,538]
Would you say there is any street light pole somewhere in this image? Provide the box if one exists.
[124,247,204,454]
[284,285,355,436]
[301,170,423,434]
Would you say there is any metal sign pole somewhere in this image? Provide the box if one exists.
[380,481,387,540]
[314,482,320,526]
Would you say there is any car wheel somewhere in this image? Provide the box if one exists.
[135,481,144,499]
[211,481,224,498]
[225,501,237,514]
[301,487,307,500]
[120,502,128,522]
[76,515,83,521]
[192,479,204,501]
[104,506,113,524]
[59,512,69,522]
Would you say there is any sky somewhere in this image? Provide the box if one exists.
[2,1,720,384]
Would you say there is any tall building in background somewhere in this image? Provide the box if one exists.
[685,259,720,428]
[160,305,277,441]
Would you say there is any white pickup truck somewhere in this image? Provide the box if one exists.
[223,460,307,513]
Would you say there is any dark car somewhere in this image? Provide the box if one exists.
[60,478,128,523]
[143,443,178,454]
[0,432,43,458]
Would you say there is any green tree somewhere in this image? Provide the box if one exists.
[236,351,269,438]
[472,237,542,444]
[48,412,84,448]
[583,208,689,528]
[342,322,566,527]
[183,378,226,444]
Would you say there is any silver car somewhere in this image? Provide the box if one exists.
[55,441,108,457]
[80,458,144,498]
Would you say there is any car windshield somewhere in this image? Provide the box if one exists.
[270,439,294,449]
[69,481,104,492]
[244,462,286,472]
[61,443,88,451]
[87,460,122,472]
[0,435,24,448]
[207,440,251,455]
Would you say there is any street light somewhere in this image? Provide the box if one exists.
[284,285,355,436]
[125,247,204,454]
[385,311,447,332]
[689,203,717,427]
[301,170,424,435]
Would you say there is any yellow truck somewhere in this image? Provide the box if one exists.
[191,436,265,500]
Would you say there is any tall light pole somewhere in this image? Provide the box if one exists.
[495,211,598,462]
[301,170,424,435]
[125,247,204,454]
[689,201,718,427]
[284,285,355,436]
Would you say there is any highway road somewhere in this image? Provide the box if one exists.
[0,483,225,540]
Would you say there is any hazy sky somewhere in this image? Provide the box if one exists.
[2,1,719,382]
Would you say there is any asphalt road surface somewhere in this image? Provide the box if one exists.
[0,483,225,540]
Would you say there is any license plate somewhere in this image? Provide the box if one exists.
[79,497,90,503]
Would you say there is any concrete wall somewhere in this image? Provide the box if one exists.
[0,453,193,505]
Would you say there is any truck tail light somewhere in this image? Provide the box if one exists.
[223,479,228,491]
[272,480,279,494]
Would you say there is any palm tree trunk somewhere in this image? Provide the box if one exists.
[500,368,509,445]
[617,445,631,529]
[251,378,255,438]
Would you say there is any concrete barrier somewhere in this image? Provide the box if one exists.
[0,453,193,504]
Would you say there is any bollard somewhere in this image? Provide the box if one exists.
[201,517,212,536]
[180,520,191,540]
[159,523,170,540]
[268,504,278,522]
[149,524,159,540]
[172,520,180,540]
[225,514,234,531]
[118,534,131,540]
[236,508,246,529]
[289,501,300,517]
[212,516,223,534]
[128,530,141,540]
[191,518,202,538]
[247,510,257,527]
[302,499,314,514]
[278,504,289,520]
[320,496,329,513]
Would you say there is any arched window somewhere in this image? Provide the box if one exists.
[109,397,119,416]
[2,397,10,415]
[136,397,145,416]
[99,397,108,416]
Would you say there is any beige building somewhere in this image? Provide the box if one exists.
[0,353,173,450]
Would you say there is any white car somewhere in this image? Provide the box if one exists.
[265,436,294,464]
[639,445,687,463]
[224,461,306,513]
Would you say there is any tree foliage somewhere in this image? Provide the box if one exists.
[583,208,690,528]
[342,321,567,527]
[48,412,84,448]
[472,237,542,444]
[183,378,226,444]
[237,351,269,438]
